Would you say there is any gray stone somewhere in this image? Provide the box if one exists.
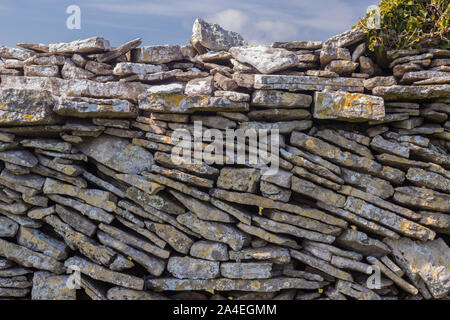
[31,271,76,300]
[314,91,385,121]
[220,262,272,279]
[0,88,57,126]
[191,18,246,51]
[229,46,298,74]
[77,135,153,174]
[167,256,219,279]
[189,241,228,261]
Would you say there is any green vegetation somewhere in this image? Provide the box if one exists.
[357,0,449,52]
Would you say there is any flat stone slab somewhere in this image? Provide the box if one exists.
[0,88,58,126]
[254,75,364,92]
[229,46,299,74]
[167,256,220,279]
[31,271,76,300]
[191,18,246,51]
[131,45,184,64]
[147,277,322,292]
[54,97,138,118]
[64,256,144,290]
[384,237,450,299]
[49,37,110,53]
[314,91,385,121]
[372,85,450,100]
[0,76,148,103]
[0,238,64,274]
[77,135,153,174]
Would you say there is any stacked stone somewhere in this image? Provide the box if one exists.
[0,18,448,300]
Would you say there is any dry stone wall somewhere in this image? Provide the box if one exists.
[0,18,449,300]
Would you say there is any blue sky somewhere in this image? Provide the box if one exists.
[0,0,377,48]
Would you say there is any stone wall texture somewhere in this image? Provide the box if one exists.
[0,18,449,300]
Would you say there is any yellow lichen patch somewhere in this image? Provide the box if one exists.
[150,93,185,108]
[258,206,264,215]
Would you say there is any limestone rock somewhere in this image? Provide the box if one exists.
[49,37,110,53]
[54,97,138,118]
[167,256,219,279]
[31,271,76,300]
[64,256,144,290]
[220,262,272,279]
[131,45,184,64]
[217,168,260,193]
[191,18,246,51]
[0,88,57,126]
[384,237,450,299]
[0,238,64,274]
[229,46,299,74]
[77,135,153,174]
[190,241,228,261]
[314,91,385,121]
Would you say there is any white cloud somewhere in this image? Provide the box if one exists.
[208,9,248,33]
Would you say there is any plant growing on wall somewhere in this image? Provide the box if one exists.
[358,0,449,53]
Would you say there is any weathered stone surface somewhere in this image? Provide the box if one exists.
[341,168,393,199]
[325,60,358,75]
[185,76,214,96]
[189,241,228,261]
[177,213,247,251]
[254,75,364,92]
[191,19,246,51]
[43,178,115,212]
[418,211,450,234]
[220,262,272,279]
[0,238,64,274]
[98,223,169,260]
[211,188,347,228]
[372,85,450,100]
[253,215,335,244]
[77,135,153,174]
[393,186,450,213]
[291,176,346,208]
[0,88,57,126]
[320,47,351,66]
[17,227,69,260]
[54,97,138,118]
[251,90,312,108]
[24,65,59,77]
[167,256,219,279]
[49,37,109,53]
[64,256,144,290]
[97,231,165,276]
[0,216,19,237]
[229,246,290,264]
[150,276,321,292]
[169,190,231,223]
[406,167,450,192]
[344,197,435,241]
[131,45,184,64]
[1,75,148,103]
[217,168,260,193]
[31,271,76,300]
[106,287,167,300]
[290,249,353,281]
[145,221,192,254]
[314,91,385,121]
[229,46,298,74]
